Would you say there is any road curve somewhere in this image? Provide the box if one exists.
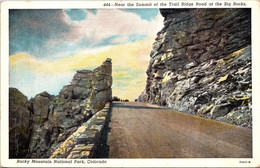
[96,102,252,158]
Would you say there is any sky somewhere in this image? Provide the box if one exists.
[9,9,163,101]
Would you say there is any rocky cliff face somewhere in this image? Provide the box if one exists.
[9,88,32,158]
[138,9,252,128]
[9,58,112,158]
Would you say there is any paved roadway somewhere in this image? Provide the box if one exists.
[96,102,252,158]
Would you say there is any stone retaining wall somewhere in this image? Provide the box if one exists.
[50,102,111,158]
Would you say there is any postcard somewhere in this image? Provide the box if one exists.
[1,0,260,167]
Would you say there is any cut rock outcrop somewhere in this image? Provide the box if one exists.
[138,9,252,128]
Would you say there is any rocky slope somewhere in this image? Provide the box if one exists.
[9,58,112,158]
[138,9,252,128]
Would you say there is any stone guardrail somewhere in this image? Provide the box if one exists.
[50,102,111,158]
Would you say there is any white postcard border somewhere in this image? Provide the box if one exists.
[1,1,260,167]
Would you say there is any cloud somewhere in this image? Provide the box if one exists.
[9,10,70,33]
[10,9,163,60]
[9,10,71,57]
[62,9,163,44]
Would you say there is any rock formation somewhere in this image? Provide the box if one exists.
[138,9,252,128]
[9,58,112,158]
[9,88,31,158]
